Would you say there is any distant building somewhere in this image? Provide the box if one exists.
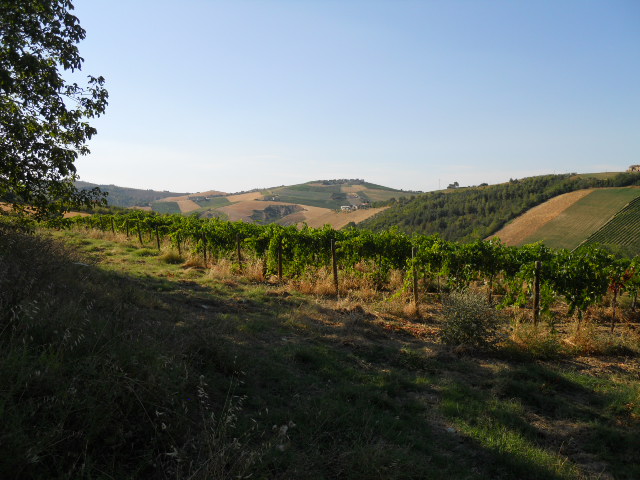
[628,165,640,173]
[341,205,353,212]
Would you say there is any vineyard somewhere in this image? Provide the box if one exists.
[517,187,640,249]
[48,210,640,328]
[583,196,640,253]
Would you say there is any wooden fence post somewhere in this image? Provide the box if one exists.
[236,234,243,271]
[533,260,541,325]
[332,239,339,297]
[412,247,419,310]
[277,240,283,282]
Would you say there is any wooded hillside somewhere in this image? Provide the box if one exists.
[360,172,640,242]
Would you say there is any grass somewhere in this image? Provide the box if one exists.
[520,187,640,249]
[194,196,232,209]
[1,226,639,479]
[583,196,640,253]
[150,200,182,214]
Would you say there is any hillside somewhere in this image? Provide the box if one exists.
[153,179,407,228]
[76,181,189,208]
[495,187,640,250]
[360,172,640,242]
[582,195,640,254]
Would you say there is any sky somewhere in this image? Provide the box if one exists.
[71,0,640,194]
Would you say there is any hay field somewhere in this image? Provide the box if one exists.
[218,200,296,221]
[176,199,200,213]
[300,206,388,229]
[226,191,262,202]
[518,187,640,249]
[491,190,593,245]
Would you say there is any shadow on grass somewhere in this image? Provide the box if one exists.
[3,229,638,479]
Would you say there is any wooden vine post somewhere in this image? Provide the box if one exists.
[110,217,115,234]
[412,247,419,310]
[236,234,243,271]
[277,239,283,282]
[331,239,339,297]
[137,223,143,246]
[533,260,541,325]
[202,234,207,265]
[611,284,619,333]
[155,226,161,250]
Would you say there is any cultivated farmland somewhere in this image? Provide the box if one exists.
[510,187,640,249]
[583,196,640,252]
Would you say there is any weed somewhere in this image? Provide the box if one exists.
[505,320,564,359]
[441,290,505,350]
[159,249,185,264]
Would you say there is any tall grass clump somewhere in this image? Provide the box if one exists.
[440,290,504,350]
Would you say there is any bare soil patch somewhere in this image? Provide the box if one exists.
[491,189,594,245]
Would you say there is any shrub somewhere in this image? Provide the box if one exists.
[440,290,504,350]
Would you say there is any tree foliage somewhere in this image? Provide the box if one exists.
[0,0,108,218]
[360,173,640,242]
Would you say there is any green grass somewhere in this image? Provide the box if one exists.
[574,172,623,180]
[520,187,640,249]
[583,196,640,254]
[151,200,181,214]
[194,196,231,208]
[2,227,639,479]
[263,182,405,209]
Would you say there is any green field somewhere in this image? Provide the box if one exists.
[583,196,640,254]
[574,172,623,180]
[520,187,640,249]
[193,197,232,209]
[150,201,181,214]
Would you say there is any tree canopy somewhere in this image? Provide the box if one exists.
[0,0,108,219]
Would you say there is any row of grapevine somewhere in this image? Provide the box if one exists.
[48,211,640,329]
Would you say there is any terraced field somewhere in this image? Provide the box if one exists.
[582,196,640,253]
[516,187,640,249]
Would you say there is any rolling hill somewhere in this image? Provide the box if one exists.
[80,179,410,229]
[492,187,640,248]
[491,186,640,255]
[360,172,640,242]
[75,181,189,208]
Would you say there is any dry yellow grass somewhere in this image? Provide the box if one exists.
[490,189,593,245]
[218,200,299,221]
[301,206,388,229]
[340,185,366,193]
[157,190,227,202]
[226,191,263,202]
[176,199,201,213]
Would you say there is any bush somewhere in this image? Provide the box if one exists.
[440,290,504,350]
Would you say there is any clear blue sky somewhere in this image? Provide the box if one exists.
[72,0,640,193]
